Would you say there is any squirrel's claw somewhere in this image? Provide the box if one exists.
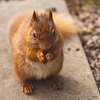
[39,55,47,64]
[37,50,47,64]
[37,49,54,64]
[46,78,63,90]
[45,51,53,62]
[22,80,34,95]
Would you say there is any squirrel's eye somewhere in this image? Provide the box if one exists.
[53,31,55,36]
[33,33,36,38]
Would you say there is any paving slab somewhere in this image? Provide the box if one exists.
[0,0,100,100]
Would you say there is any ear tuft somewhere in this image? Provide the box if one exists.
[30,11,37,26]
[48,10,53,20]
[33,11,36,21]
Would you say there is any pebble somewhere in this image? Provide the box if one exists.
[92,36,98,42]
[86,40,92,46]
[95,28,100,33]
[95,75,100,81]
[90,50,96,57]
[96,62,100,69]
[79,13,85,20]
[96,18,100,26]
[82,35,91,42]
[98,54,100,58]
[88,23,94,29]
[90,60,96,68]
[83,27,92,33]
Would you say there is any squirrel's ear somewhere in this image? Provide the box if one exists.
[33,11,36,21]
[48,10,53,20]
[30,11,37,26]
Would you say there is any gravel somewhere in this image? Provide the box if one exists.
[77,7,100,92]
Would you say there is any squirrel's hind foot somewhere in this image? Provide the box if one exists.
[46,78,63,90]
[22,80,34,95]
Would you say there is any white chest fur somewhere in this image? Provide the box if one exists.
[23,50,63,80]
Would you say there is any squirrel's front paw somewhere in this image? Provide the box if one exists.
[22,80,34,95]
[46,51,53,62]
[46,78,63,90]
[37,50,47,64]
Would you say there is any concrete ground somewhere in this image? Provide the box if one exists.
[0,0,100,100]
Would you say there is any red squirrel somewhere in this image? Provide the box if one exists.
[8,10,79,94]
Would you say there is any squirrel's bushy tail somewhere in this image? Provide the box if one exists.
[53,13,80,34]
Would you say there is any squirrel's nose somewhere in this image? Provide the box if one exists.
[42,50,48,55]
[39,43,51,53]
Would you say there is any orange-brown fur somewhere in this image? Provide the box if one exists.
[8,10,79,94]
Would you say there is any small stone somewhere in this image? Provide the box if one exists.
[82,35,91,42]
[84,48,89,53]
[96,18,100,26]
[96,62,100,69]
[86,40,92,46]
[94,67,100,73]
[84,12,90,18]
[90,50,96,57]
[88,23,94,29]
[97,82,100,86]
[95,75,100,81]
[67,48,71,51]
[98,35,100,39]
[92,69,95,74]
[98,54,100,59]
[92,31,98,36]
[90,8,97,14]
[94,69,100,81]
[98,10,100,16]
[83,27,92,33]
[76,48,80,51]
[92,36,98,42]
[79,13,85,20]
[91,20,96,24]
[90,61,96,68]
[95,28,100,33]
[99,86,100,92]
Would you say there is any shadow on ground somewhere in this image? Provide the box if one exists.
[30,75,94,100]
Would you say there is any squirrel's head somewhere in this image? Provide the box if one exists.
[26,10,59,52]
